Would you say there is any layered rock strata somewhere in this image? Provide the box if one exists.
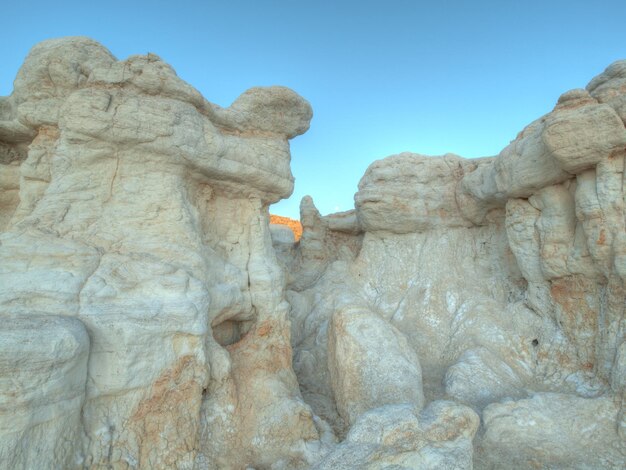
[284,66,626,469]
[1,37,625,470]
[0,37,324,470]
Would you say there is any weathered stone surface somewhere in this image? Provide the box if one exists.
[328,302,425,425]
[270,223,297,244]
[285,61,626,469]
[0,37,321,469]
[456,89,626,225]
[0,314,89,470]
[588,60,626,124]
[2,38,625,470]
[480,393,625,469]
[313,401,479,470]
[323,209,360,234]
[355,152,475,233]
[0,160,20,230]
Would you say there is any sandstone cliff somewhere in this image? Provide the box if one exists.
[0,38,625,470]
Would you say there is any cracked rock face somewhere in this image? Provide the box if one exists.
[1,38,625,470]
[0,37,322,470]
[285,63,626,469]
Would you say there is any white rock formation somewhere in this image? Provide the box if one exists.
[480,393,624,469]
[285,64,626,469]
[1,37,625,470]
[0,314,88,470]
[0,37,325,470]
[328,298,425,426]
[313,401,479,470]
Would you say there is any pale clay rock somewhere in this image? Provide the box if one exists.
[1,37,626,470]
[480,393,625,469]
[286,62,626,469]
[313,401,479,470]
[0,314,89,470]
[0,37,323,470]
[355,152,475,233]
[270,223,296,244]
[328,301,425,425]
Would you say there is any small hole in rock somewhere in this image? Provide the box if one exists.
[532,339,539,347]
[213,320,243,346]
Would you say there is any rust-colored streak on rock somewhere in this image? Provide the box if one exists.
[257,321,273,337]
[550,276,599,367]
[130,355,204,467]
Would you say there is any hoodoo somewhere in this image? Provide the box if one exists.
[0,37,624,469]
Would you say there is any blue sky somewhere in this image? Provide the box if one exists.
[2,1,626,219]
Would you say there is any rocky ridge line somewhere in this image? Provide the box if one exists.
[0,37,625,470]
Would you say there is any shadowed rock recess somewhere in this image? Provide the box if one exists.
[0,37,624,470]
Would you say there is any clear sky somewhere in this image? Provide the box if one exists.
[2,1,626,219]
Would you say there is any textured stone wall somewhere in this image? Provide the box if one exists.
[1,38,625,469]
[0,37,324,470]
[285,64,626,469]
